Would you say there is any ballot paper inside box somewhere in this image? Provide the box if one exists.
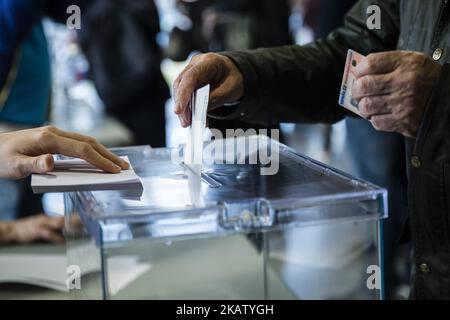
[64,138,388,300]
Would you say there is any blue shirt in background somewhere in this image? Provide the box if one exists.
[0,21,51,126]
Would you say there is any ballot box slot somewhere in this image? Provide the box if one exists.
[179,162,223,188]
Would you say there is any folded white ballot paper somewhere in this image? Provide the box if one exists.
[31,156,143,194]
[183,85,210,207]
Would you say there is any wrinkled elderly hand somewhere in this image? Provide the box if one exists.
[352,51,442,138]
[173,53,244,128]
[0,215,65,245]
[0,126,129,179]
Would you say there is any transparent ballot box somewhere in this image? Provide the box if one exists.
[64,136,387,300]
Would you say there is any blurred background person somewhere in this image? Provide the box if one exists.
[79,0,170,148]
[166,0,292,59]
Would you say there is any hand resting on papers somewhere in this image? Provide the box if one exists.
[0,126,129,180]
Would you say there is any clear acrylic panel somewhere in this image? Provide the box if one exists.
[65,137,387,300]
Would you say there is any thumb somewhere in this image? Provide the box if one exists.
[20,154,54,176]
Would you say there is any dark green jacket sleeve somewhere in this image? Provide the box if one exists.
[209,0,400,127]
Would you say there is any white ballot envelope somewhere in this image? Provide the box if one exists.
[31,156,143,194]
[184,84,210,167]
[184,85,210,207]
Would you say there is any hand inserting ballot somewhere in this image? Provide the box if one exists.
[173,53,244,128]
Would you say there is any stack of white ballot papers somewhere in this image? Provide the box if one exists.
[31,156,143,194]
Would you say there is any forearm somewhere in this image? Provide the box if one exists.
[219,43,350,126]
[213,0,400,126]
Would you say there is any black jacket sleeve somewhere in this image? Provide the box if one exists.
[210,0,400,127]
[418,62,450,163]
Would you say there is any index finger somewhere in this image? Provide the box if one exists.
[174,60,213,119]
[50,127,129,170]
[174,67,201,117]
[354,52,398,78]
[42,135,123,173]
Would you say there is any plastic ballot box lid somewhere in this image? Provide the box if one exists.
[65,136,387,245]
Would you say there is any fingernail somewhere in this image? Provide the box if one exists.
[39,160,47,172]
[182,116,189,128]
[39,157,50,172]
[174,102,181,114]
